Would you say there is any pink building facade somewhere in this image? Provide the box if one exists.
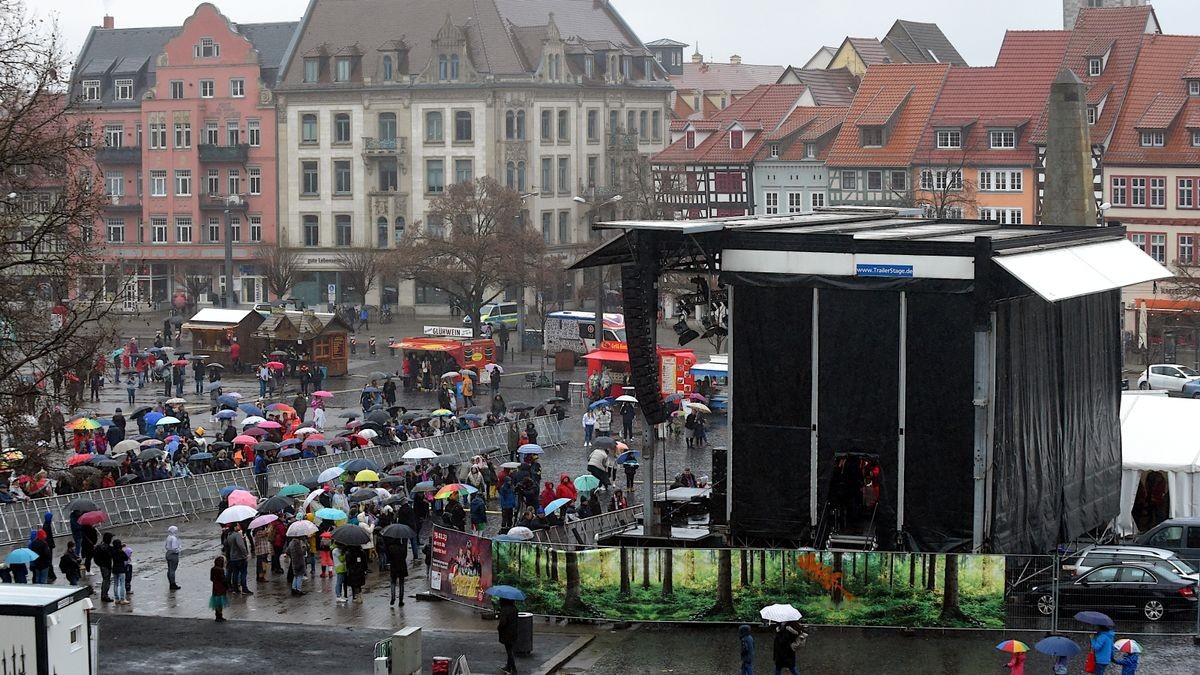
[70,4,296,308]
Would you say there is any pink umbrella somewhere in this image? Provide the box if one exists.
[78,511,108,526]
[312,391,333,398]
[688,393,708,402]
[249,514,278,530]
[257,420,282,430]
[227,489,257,508]
[232,434,258,445]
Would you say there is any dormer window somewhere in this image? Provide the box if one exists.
[304,58,319,83]
[804,143,817,158]
[383,56,393,81]
[645,57,655,81]
[114,79,133,101]
[1088,58,1102,77]
[936,130,961,149]
[685,130,696,149]
[622,57,631,81]
[861,127,884,147]
[1087,106,1098,125]
[1141,131,1165,147]
[451,54,460,81]
[438,55,448,81]
[584,57,593,78]
[729,130,744,150]
[1189,80,1200,96]
[989,129,1015,149]
[334,57,351,82]
[194,37,219,59]
[82,80,100,101]
[769,144,780,158]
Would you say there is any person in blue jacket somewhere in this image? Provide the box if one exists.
[469,493,488,534]
[1113,650,1139,675]
[738,624,754,675]
[498,477,518,530]
[1090,626,1116,674]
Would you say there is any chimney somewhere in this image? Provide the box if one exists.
[102,15,114,29]
[1042,69,1099,226]
[730,55,742,65]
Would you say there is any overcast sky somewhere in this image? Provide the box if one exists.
[31,0,1200,69]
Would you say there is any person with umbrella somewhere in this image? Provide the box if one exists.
[738,625,754,675]
[496,594,519,674]
[383,531,409,606]
[772,620,804,675]
[1112,639,1141,675]
[1090,622,1116,674]
[344,543,367,603]
[286,533,307,596]
[498,476,518,531]
[444,492,467,532]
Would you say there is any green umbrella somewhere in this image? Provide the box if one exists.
[574,474,600,493]
[277,484,310,498]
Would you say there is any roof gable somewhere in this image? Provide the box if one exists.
[826,63,951,168]
[883,20,967,66]
[1106,33,1200,166]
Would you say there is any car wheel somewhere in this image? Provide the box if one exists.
[1035,593,1054,616]
[1193,392,1200,399]
[1139,382,1149,390]
[1143,599,1165,621]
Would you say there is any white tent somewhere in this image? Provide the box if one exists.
[1117,392,1200,534]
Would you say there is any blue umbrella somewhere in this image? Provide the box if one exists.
[188,452,214,461]
[280,438,302,447]
[485,585,527,601]
[588,398,613,410]
[143,411,163,428]
[239,403,264,417]
[493,534,525,542]
[362,386,382,394]
[303,438,326,447]
[218,485,247,498]
[205,380,224,392]
[1034,636,1081,658]
[544,497,571,515]
[315,508,348,521]
[340,458,380,473]
[216,409,237,419]
[217,395,239,408]
[5,548,38,565]
[279,448,301,458]
[1074,611,1114,627]
[518,443,543,455]
[616,450,641,464]
[463,414,483,422]
[98,419,113,427]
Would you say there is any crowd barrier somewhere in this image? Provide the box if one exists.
[529,505,643,547]
[0,466,258,546]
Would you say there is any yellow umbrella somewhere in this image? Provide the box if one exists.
[354,469,380,483]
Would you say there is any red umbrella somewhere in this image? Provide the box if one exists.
[172,359,188,366]
[66,453,95,467]
[232,434,257,445]
[243,427,268,437]
[266,361,285,369]
[78,511,108,526]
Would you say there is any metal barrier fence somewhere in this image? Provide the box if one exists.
[529,505,643,547]
[264,415,567,490]
[0,466,258,546]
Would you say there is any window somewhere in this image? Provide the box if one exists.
[1191,81,1200,97]
[811,192,826,209]
[82,80,100,101]
[199,79,214,98]
[764,191,779,214]
[175,216,192,243]
[890,171,907,192]
[382,56,393,81]
[302,161,319,195]
[170,80,184,99]
[438,55,449,81]
[652,110,662,141]
[585,55,594,78]
[303,215,319,246]
[148,115,166,149]
[936,130,961,149]
[227,168,241,196]
[558,109,570,142]
[516,110,527,140]
[426,159,444,193]
[203,121,218,146]
[174,169,191,196]
[335,215,352,246]
[376,217,390,248]
[1180,178,1195,208]
[377,112,397,142]
[104,171,123,197]
[104,124,123,148]
[627,110,637,134]
[1131,177,1147,206]
[541,157,553,193]
[173,121,191,148]
[335,57,351,82]
[195,37,220,58]
[151,216,167,243]
[769,144,780,158]
[230,78,245,98]
[729,130,744,150]
[1111,177,1127,205]
[841,170,857,190]
[586,156,598,188]
[230,216,243,244]
[106,218,124,243]
[1087,106,1098,125]
[861,127,883,147]
[557,157,569,193]
[505,161,516,188]
[867,171,883,191]
[426,214,445,239]
[1180,235,1195,264]
[226,121,240,146]
[249,215,262,242]
[638,111,648,141]
[1150,234,1167,263]
[989,130,1015,149]
[394,217,406,244]
[207,168,220,196]
[425,111,443,142]
[450,54,460,80]
[515,161,527,192]
[334,160,352,194]
[609,110,619,135]
[207,216,221,242]
[979,208,1024,225]
[1141,131,1165,147]
[150,170,166,197]
[541,110,553,142]
[454,111,472,142]
[1150,177,1166,207]
[304,58,319,83]
[587,110,599,142]
[1088,58,1102,77]
[454,159,473,184]
[685,130,696,149]
[541,211,552,243]
[1129,232,1148,253]
[115,79,133,101]
[301,114,318,143]
[379,159,398,191]
[333,113,351,144]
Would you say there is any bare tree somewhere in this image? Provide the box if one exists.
[174,268,210,312]
[389,177,544,337]
[529,252,568,331]
[911,150,979,219]
[257,245,301,300]
[0,0,119,431]
[335,248,383,306]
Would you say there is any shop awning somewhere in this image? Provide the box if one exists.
[691,362,728,378]
[396,341,455,352]
[581,349,629,363]
[994,239,1172,303]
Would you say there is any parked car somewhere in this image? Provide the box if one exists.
[1137,364,1200,392]
[1063,545,1199,581]
[1024,562,1197,621]
[1181,379,1200,398]
[461,302,518,330]
[253,299,306,317]
[1134,518,1200,563]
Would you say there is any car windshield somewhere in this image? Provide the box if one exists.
[1170,556,1198,574]
[1179,366,1199,377]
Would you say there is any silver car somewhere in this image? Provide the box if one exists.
[1064,544,1199,582]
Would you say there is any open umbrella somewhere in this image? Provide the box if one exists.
[216,504,257,524]
[340,458,381,474]
[287,520,319,537]
[434,483,479,499]
[78,511,109,527]
[1034,636,1080,658]
[685,403,712,414]
[294,427,319,436]
[573,474,600,493]
[266,361,285,370]
[544,497,571,515]
[1114,638,1142,654]
[129,406,153,418]
[253,441,280,452]
[615,395,638,403]
[256,420,282,430]
[90,458,120,469]
[232,434,258,445]
[218,485,247,498]
[995,640,1030,654]
[139,438,163,447]
[165,397,187,406]
[216,395,240,408]
[278,448,301,459]
[402,447,438,460]
[226,489,257,508]
[315,508,348,522]
[518,443,544,455]
[347,489,377,505]
[759,604,803,623]
[485,363,504,374]
[239,403,265,417]
[587,399,611,411]
[243,427,268,438]
[504,526,534,541]
[331,524,371,546]
[616,450,641,465]
[138,448,163,462]
[485,585,527,601]
[5,548,38,565]
[380,523,417,540]
[278,484,310,498]
[66,453,95,467]
[358,429,380,441]
[316,467,345,484]
[1073,611,1114,627]
[688,393,709,403]
[312,391,333,398]
[592,436,616,450]
[431,409,454,417]
[249,514,278,530]
[544,396,566,404]
[410,481,436,493]
[66,418,101,431]
[257,495,292,514]
[112,439,140,454]
[189,452,214,461]
[508,401,534,411]
[500,462,522,470]
[206,362,225,370]
[205,381,225,392]
[354,469,380,482]
[64,498,100,514]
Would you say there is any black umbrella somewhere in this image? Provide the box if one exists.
[209,441,232,450]
[593,436,617,449]
[364,411,390,426]
[369,371,391,381]
[90,458,120,469]
[330,524,371,546]
[129,407,153,418]
[270,350,289,357]
[383,495,410,506]
[64,498,100,514]
[508,401,533,411]
[68,465,101,479]
[341,458,380,473]
[138,448,163,461]
[299,477,321,491]
[117,474,140,485]
[379,474,406,485]
[253,442,280,452]
[466,406,486,415]
[348,490,377,504]
[399,412,423,422]
[168,315,184,326]
[206,362,225,370]
[544,397,566,404]
[380,523,416,540]
[257,495,292,514]
[386,406,406,414]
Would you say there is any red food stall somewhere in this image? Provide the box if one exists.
[391,336,497,369]
[581,341,695,397]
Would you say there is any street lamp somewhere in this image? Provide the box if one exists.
[222,194,245,308]
[573,194,624,344]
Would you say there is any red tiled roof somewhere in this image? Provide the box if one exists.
[673,95,694,119]
[1183,53,1200,80]
[856,86,914,127]
[1107,34,1200,166]
[826,63,951,167]
[1028,6,1158,146]
[653,84,806,165]
[1084,37,1115,57]
[797,110,848,143]
[763,107,848,161]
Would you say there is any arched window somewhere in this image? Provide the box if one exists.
[516,110,526,140]
[505,111,515,140]
[450,54,460,80]
[438,55,448,81]
[382,55,393,81]
[377,217,389,248]
[506,161,516,188]
[516,161,527,192]
[394,216,406,245]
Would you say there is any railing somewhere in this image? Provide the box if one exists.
[363,137,408,153]
[96,146,142,164]
[529,505,643,546]
[198,143,250,163]
[103,196,142,212]
[608,132,639,150]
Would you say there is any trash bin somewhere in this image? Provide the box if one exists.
[555,379,570,400]
[554,350,575,372]
[515,612,534,655]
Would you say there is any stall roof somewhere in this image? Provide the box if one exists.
[0,584,89,608]
[254,311,351,340]
[182,308,258,330]
[581,349,630,363]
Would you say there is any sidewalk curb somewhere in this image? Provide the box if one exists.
[532,634,593,675]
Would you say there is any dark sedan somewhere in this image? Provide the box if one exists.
[1025,563,1197,622]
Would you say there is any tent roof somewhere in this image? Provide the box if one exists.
[1120,393,1200,472]
[581,349,629,363]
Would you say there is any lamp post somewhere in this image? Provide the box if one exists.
[222,194,245,308]
[573,194,623,345]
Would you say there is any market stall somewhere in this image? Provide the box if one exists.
[391,336,497,375]
[581,341,695,398]
[1117,392,1200,535]
[253,309,353,377]
[181,308,265,367]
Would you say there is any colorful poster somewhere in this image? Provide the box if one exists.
[429,527,493,607]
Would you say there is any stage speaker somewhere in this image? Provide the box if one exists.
[621,260,666,425]
[710,446,728,525]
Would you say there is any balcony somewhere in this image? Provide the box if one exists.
[608,132,639,151]
[103,196,142,212]
[362,136,408,155]
[197,192,251,211]
[96,146,142,164]
[198,143,249,163]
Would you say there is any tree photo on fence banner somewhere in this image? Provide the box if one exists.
[491,543,1004,627]
[389,177,545,338]
[0,0,120,466]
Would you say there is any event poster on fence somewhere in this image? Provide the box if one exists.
[491,543,1005,627]
[429,527,493,607]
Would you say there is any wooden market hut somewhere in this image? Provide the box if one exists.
[181,308,265,366]
[253,309,353,377]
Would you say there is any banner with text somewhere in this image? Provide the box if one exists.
[429,526,493,608]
